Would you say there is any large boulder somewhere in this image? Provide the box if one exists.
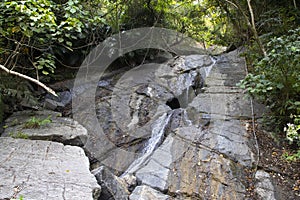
[0,137,100,200]
[70,49,266,199]
[135,129,247,199]
[73,54,217,172]
[2,110,87,146]
[92,166,129,200]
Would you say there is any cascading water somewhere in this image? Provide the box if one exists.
[122,55,216,176]
[178,56,217,107]
[202,57,217,79]
[122,111,173,176]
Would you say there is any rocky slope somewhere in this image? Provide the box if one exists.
[1,49,294,199]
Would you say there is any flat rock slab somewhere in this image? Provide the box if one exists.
[2,110,87,146]
[0,137,100,200]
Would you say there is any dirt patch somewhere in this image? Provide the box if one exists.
[244,120,300,199]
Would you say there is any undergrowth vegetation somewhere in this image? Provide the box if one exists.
[239,28,300,160]
[0,0,299,160]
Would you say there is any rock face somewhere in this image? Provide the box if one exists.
[132,50,259,199]
[0,137,100,200]
[2,110,87,146]
[69,49,267,199]
[0,49,284,199]
[73,54,217,173]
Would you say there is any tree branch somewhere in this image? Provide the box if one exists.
[0,64,57,97]
[246,0,267,56]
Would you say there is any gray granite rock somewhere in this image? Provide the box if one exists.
[133,50,256,199]
[255,170,276,200]
[135,131,247,199]
[70,49,267,199]
[92,166,129,200]
[2,110,87,146]
[129,185,171,200]
[0,137,100,200]
[121,174,137,192]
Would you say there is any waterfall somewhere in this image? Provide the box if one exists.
[203,56,217,78]
[121,56,217,177]
[122,111,173,176]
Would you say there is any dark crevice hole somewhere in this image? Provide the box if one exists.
[166,98,181,110]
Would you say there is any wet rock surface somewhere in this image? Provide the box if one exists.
[0,137,100,200]
[73,54,216,172]
[130,50,259,199]
[69,49,269,199]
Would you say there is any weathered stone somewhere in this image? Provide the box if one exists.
[135,158,170,192]
[3,110,87,146]
[188,86,264,120]
[0,137,100,200]
[92,166,130,200]
[201,120,255,166]
[255,170,276,200]
[71,49,265,199]
[120,174,137,192]
[129,185,171,200]
[135,129,247,199]
[132,50,257,199]
[44,91,72,110]
[44,98,65,110]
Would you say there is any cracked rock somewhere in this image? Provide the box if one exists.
[0,137,100,200]
[92,166,130,200]
[3,110,87,146]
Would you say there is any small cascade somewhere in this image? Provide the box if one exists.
[121,55,217,177]
[202,56,217,78]
[122,111,173,176]
[142,112,173,153]
[183,109,193,126]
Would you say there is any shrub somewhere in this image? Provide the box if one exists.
[238,28,300,129]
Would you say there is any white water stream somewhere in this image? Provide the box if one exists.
[122,56,217,176]
[122,111,173,176]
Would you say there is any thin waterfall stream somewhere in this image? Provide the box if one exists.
[122,56,217,176]
[122,111,173,176]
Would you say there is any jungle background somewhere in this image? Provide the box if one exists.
[0,0,299,161]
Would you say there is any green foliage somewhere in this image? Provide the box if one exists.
[286,116,300,146]
[35,53,56,75]
[257,6,300,38]
[0,0,109,120]
[23,115,52,129]
[238,28,300,127]
[283,150,300,162]
[0,0,106,75]
[9,131,29,139]
[283,115,300,161]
